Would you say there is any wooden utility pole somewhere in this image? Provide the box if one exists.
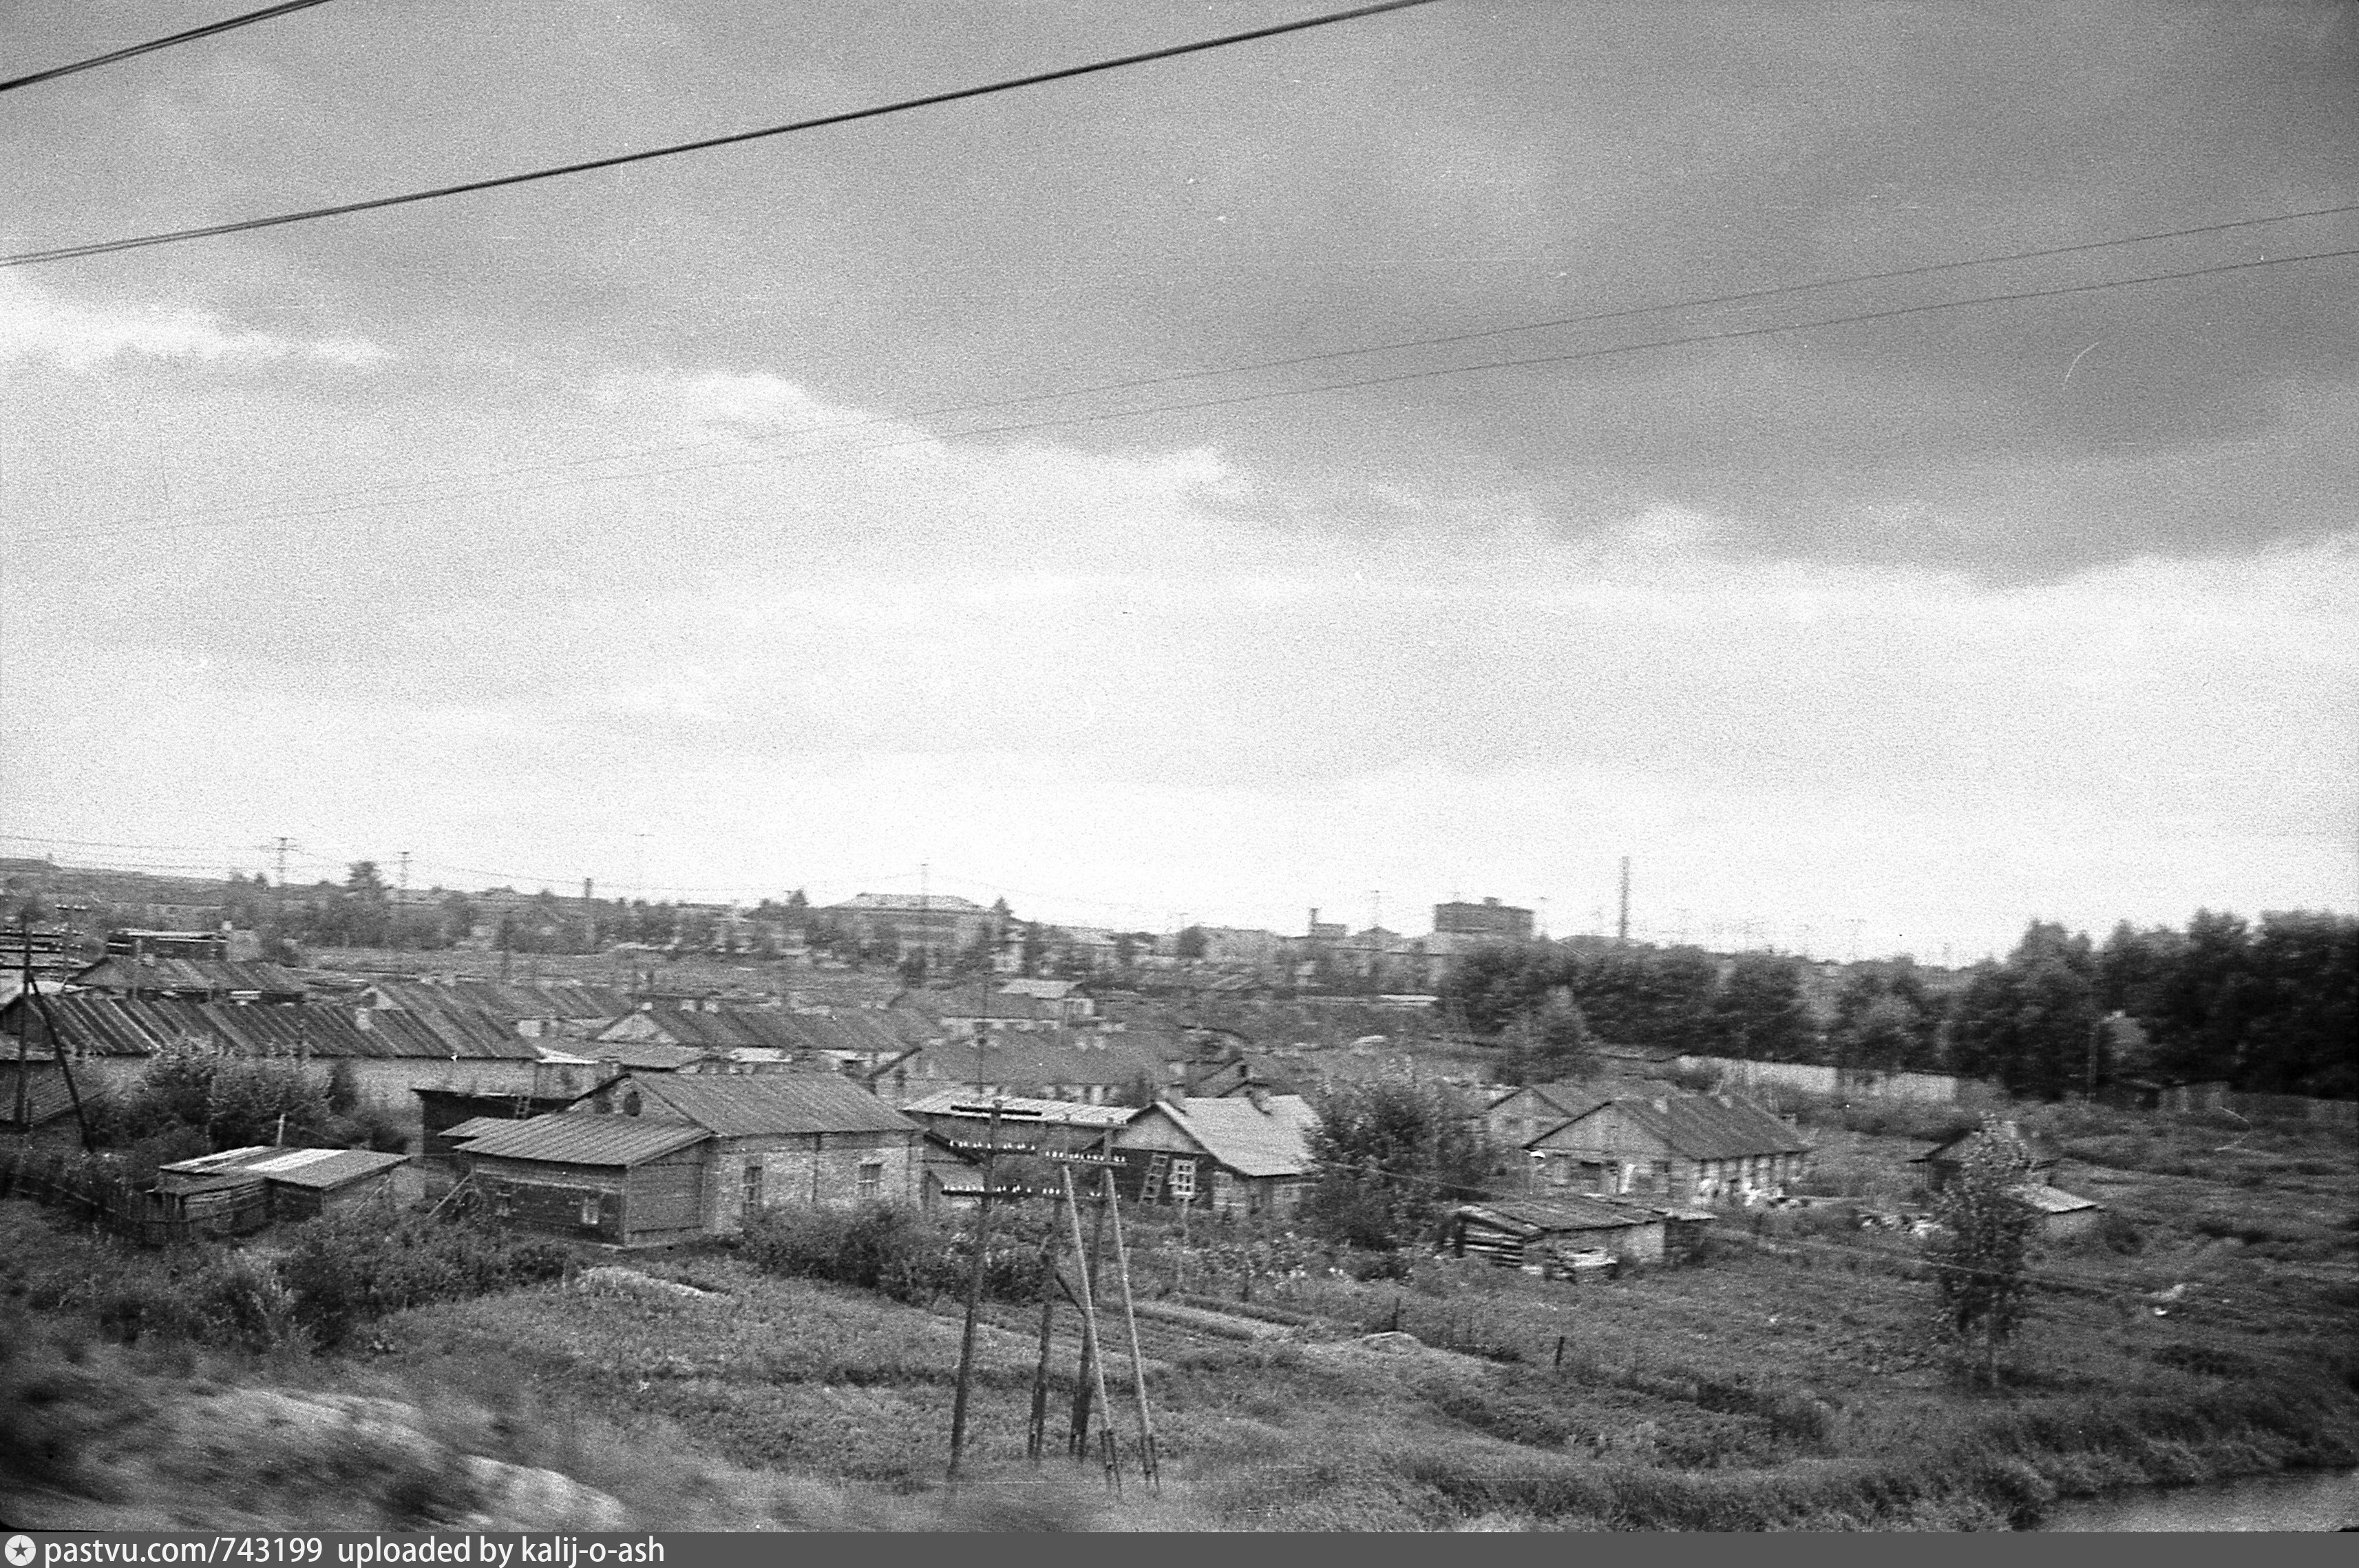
[13,926,31,1131]
[1026,1202,1062,1462]
[1617,858,1631,946]
[1068,1155,1112,1458]
[946,1098,1004,1481]
[23,969,92,1153]
[1102,1165,1159,1492]
[1059,1163,1121,1492]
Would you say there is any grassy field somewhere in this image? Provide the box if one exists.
[4,1101,2354,1531]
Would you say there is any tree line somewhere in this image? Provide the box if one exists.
[1439,909,2355,1100]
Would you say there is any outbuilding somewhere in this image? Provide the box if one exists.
[1448,1196,1671,1269]
[458,1114,715,1246]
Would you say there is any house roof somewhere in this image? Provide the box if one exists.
[365,978,629,1021]
[885,1034,1170,1091]
[1487,1082,1609,1121]
[572,1039,712,1072]
[441,1115,527,1143]
[1149,1094,1318,1179]
[2010,1183,2102,1214]
[67,957,310,997]
[1550,1093,1812,1159]
[461,1114,712,1166]
[240,1147,410,1189]
[900,1090,1140,1130]
[1454,1197,1666,1236]
[619,1072,921,1138]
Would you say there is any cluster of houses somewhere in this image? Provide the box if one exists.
[1,932,2104,1259]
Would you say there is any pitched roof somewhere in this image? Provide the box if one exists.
[1150,1094,1318,1178]
[67,957,310,997]
[620,1072,920,1138]
[237,1147,409,1189]
[1558,1092,1813,1159]
[886,1034,1170,1090]
[441,1115,527,1143]
[1455,1197,1666,1235]
[461,1114,711,1166]
[2011,1183,2102,1214]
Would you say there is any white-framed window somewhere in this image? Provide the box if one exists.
[579,1192,600,1227]
[1168,1158,1197,1200]
[858,1160,885,1200]
[743,1161,764,1210]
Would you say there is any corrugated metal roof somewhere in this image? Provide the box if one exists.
[462,1114,710,1166]
[1147,1094,1318,1178]
[622,1072,920,1138]
[249,1148,409,1188]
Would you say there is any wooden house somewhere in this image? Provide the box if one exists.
[1448,1197,1671,1268]
[1483,1083,1606,1161]
[1528,1092,1812,1203]
[151,1147,277,1237]
[1112,1092,1318,1218]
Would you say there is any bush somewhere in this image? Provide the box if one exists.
[279,1211,570,1346]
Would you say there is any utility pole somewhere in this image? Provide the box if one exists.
[1103,1165,1159,1492]
[1059,1163,1121,1492]
[13,925,30,1130]
[946,1098,1003,1481]
[1616,858,1631,946]
[398,850,410,896]
[1847,918,1868,963]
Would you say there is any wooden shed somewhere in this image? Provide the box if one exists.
[2011,1183,2105,1240]
[1448,1197,1670,1268]
[244,1147,413,1220]
[152,1147,276,1238]
[460,1115,713,1247]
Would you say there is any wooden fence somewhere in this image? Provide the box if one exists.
[0,1149,267,1246]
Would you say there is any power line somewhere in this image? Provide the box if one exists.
[11,242,2351,549]
[25,199,2356,541]
[0,0,339,96]
[0,0,1442,268]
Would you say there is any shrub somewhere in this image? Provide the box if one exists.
[742,1203,962,1304]
[279,1210,569,1346]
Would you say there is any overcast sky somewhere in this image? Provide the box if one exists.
[2,0,2353,960]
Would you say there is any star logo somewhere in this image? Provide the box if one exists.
[5,1534,37,1567]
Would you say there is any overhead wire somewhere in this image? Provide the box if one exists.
[20,199,2356,541]
[0,0,339,95]
[0,0,1443,268]
[10,242,2353,549]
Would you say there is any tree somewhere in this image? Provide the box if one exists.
[1300,1080,1489,1251]
[1498,987,1593,1085]
[1711,951,1817,1061]
[1176,924,1209,962]
[1827,958,1940,1070]
[1946,922,2099,1096]
[1921,1115,2037,1388]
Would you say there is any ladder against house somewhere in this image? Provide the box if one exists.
[1139,1152,1169,1203]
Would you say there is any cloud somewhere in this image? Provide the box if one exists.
[0,277,392,370]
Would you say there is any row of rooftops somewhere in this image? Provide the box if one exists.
[1490,1081,1815,1160]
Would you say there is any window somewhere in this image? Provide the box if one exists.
[1168,1158,1197,1201]
[743,1161,764,1210]
[857,1160,885,1200]
[579,1192,601,1228]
